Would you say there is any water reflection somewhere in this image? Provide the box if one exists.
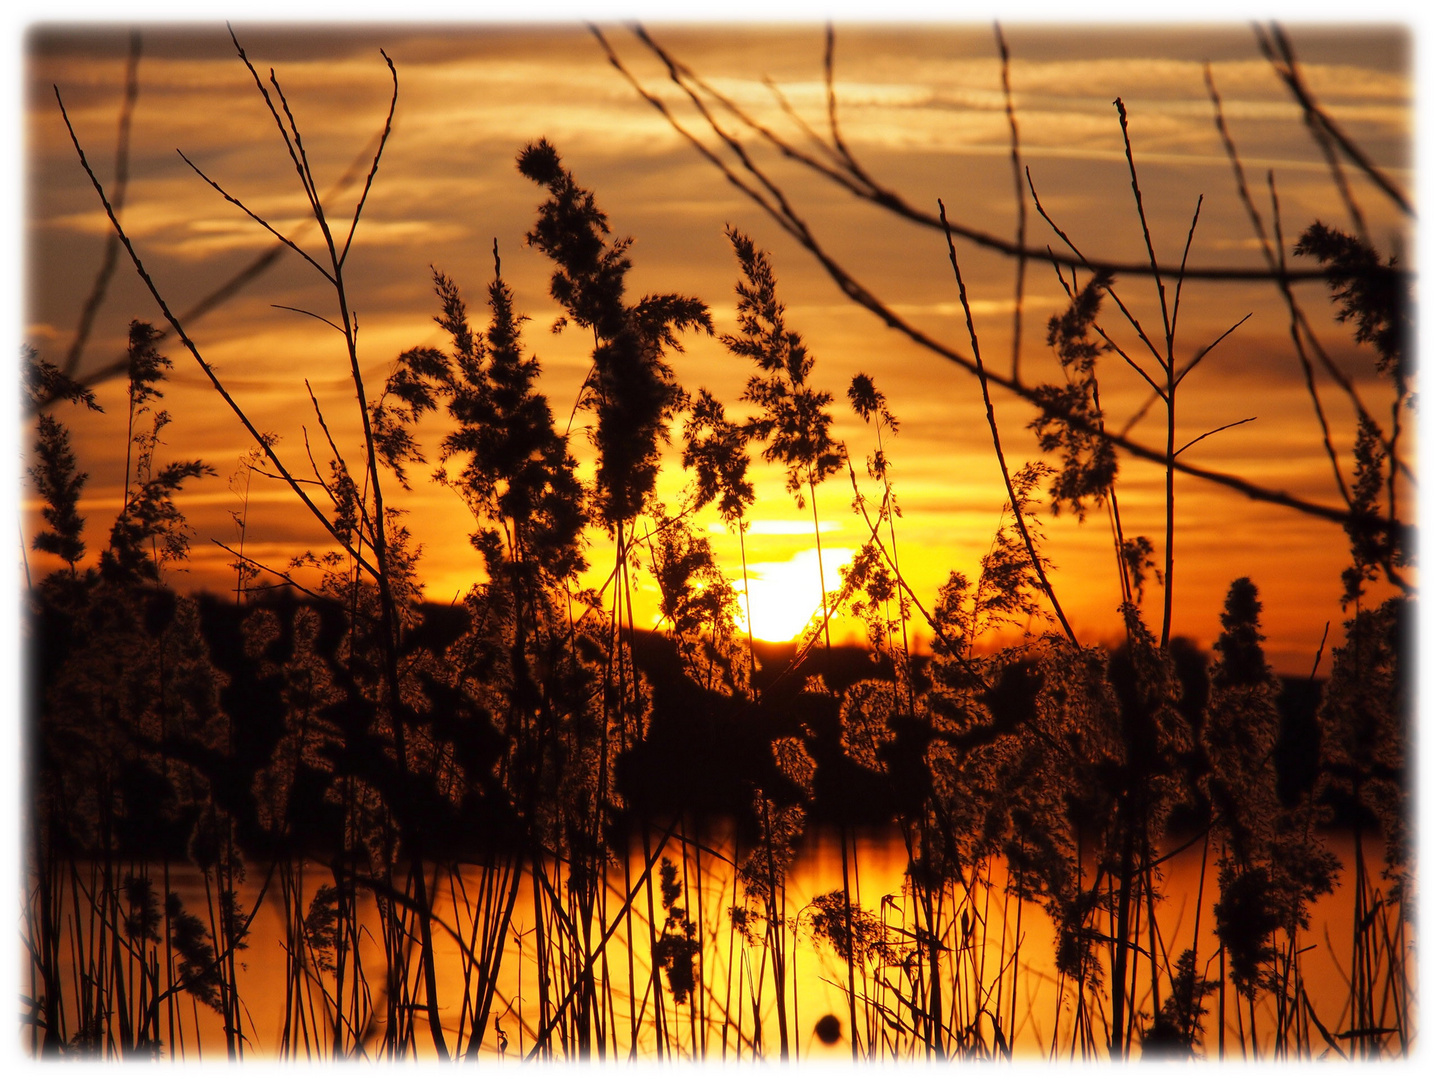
[27,827,1406,1061]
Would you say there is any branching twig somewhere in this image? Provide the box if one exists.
[1205,65,1380,456]
[35,132,385,413]
[339,51,398,267]
[1255,23,1412,218]
[614,25,1333,283]
[599,27,1392,540]
[940,198,1077,649]
[211,538,327,602]
[179,151,335,282]
[56,88,380,582]
[1175,417,1257,458]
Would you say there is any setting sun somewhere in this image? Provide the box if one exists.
[732,546,855,643]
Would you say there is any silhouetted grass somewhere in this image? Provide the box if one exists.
[25,24,1412,1063]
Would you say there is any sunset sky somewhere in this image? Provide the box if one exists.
[21,15,1412,673]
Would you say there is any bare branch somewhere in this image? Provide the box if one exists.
[272,304,347,335]
[1175,313,1252,388]
[304,378,377,548]
[620,24,1335,283]
[591,26,793,236]
[228,25,322,216]
[1207,62,1380,430]
[340,50,398,267]
[1170,195,1204,337]
[996,21,1029,384]
[1114,97,1173,348]
[1028,167,1168,370]
[65,30,141,378]
[211,538,327,602]
[940,197,1077,649]
[1094,325,1166,400]
[823,23,860,175]
[1175,417,1257,458]
[178,150,335,282]
[629,24,816,246]
[607,27,1397,541]
[1268,170,1351,509]
[1257,23,1413,218]
[762,74,845,169]
[56,86,379,583]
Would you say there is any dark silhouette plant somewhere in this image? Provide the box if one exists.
[517,139,711,532]
[723,228,842,649]
[100,323,213,585]
[33,23,1414,1065]
[682,388,758,676]
[1203,578,1337,1055]
[846,373,912,702]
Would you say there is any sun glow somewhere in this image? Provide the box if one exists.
[732,547,855,643]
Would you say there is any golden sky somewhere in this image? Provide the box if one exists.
[22,19,1412,673]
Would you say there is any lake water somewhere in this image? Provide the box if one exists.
[23,827,1410,1062]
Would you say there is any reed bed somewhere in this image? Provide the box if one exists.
[24,23,1412,1063]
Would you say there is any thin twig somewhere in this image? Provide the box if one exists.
[210,539,327,602]
[823,24,860,175]
[996,22,1029,384]
[55,87,380,582]
[1205,65,1379,437]
[340,51,398,267]
[1268,170,1351,508]
[228,26,323,218]
[273,305,348,335]
[1113,98,1172,347]
[761,75,845,169]
[178,151,335,282]
[1170,195,1204,336]
[1174,313,1253,387]
[600,26,1392,540]
[615,25,1334,282]
[1028,168,1168,370]
[304,379,375,544]
[65,30,142,377]
[940,198,1077,648]
[36,130,384,413]
[1256,23,1412,217]
[1175,417,1257,458]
